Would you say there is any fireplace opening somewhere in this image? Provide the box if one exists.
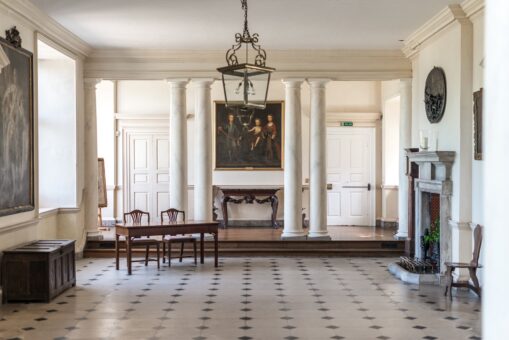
[421,193,440,273]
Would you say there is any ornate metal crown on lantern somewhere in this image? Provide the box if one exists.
[217,0,275,110]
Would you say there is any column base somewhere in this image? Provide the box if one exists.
[281,231,307,240]
[394,231,408,240]
[307,232,331,240]
[87,231,104,241]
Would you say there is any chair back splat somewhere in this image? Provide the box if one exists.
[471,224,483,267]
[161,208,186,223]
[124,209,150,224]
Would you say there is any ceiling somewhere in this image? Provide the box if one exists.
[30,0,459,50]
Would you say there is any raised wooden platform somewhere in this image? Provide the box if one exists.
[86,226,404,257]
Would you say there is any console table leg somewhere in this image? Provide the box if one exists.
[270,195,279,228]
[221,196,230,228]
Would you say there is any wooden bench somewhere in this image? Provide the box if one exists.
[1,240,76,303]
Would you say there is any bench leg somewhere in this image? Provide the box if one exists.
[179,242,184,262]
[162,241,166,263]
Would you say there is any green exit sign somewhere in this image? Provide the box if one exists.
[341,121,354,127]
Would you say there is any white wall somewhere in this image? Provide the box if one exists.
[409,7,483,268]
[100,80,383,222]
[380,80,401,222]
[471,12,484,226]
[0,6,87,252]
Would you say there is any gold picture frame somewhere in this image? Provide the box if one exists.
[214,101,285,171]
[473,88,483,161]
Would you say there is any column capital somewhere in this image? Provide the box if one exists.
[307,78,331,88]
[167,78,190,88]
[191,78,216,88]
[282,78,305,88]
[84,78,101,89]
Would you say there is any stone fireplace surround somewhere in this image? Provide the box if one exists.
[408,151,455,273]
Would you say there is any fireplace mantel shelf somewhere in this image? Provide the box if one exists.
[407,151,456,163]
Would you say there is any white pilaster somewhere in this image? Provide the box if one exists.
[396,78,412,239]
[282,79,306,239]
[308,78,330,240]
[192,78,214,220]
[167,79,189,215]
[484,0,509,338]
[83,78,102,238]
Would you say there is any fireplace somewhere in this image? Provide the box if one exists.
[407,151,455,273]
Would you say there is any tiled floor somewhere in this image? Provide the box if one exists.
[0,257,481,340]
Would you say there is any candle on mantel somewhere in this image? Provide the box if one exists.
[420,132,429,150]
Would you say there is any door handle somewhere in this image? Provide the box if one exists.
[326,183,333,190]
[342,183,371,191]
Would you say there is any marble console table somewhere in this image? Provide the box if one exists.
[219,187,282,228]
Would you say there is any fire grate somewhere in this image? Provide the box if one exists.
[398,256,438,274]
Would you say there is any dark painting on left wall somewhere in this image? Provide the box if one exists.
[0,36,34,217]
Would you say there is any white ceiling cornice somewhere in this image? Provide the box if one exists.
[0,0,91,57]
[85,49,412,81]
[461,0,485,18]
[402,0,484,59]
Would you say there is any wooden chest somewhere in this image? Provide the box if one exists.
[1,240,76,303]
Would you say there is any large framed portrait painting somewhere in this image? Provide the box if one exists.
[0,33,34,217]
[215,101,284,170]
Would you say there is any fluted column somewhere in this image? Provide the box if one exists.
[192,78,214,220]
[282,79,306,239]
[84,78,101,236]
[485,1,509,338]
[308,79,330,240]
[396,78,412,238]
[167,79,189,216]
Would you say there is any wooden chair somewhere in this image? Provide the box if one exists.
[444,224,482,299]
[122,210,160,269]
[161,209,197,266]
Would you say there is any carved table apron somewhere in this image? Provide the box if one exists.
[220,188,281,228]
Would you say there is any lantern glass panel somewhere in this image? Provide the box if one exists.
[221,65,271,109]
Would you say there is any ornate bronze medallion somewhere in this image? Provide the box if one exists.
[424,67,447,123]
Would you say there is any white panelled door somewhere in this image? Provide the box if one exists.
[126,132,169,218]
[326,127,375,226]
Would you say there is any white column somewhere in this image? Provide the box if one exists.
[281,79,306,239]
[484,1,509,338]
[83,78,102,237]
[167,79,189,215]
[396,78,412,238]
[308,78,330,240]
[192,78,214,220]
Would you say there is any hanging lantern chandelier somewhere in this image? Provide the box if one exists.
[217,0,275,110]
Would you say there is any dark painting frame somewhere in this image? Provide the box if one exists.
[0,38,35,217]
[473,88,483,161]
[214,101,284,170]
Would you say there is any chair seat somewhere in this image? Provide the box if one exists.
[444,262,481,269]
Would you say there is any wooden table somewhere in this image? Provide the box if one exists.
[220,187,281,228]
[115,220,219,275]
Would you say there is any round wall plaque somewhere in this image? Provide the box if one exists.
[424,67,447,123]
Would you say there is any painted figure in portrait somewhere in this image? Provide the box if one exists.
[0,36,34,216]
[215,102,284,170]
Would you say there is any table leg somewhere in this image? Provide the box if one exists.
[221,196,230,228]
[115,234,120,270]
[270,194,279,228]
[126,236,132,275]
[214,232,218,267]
[200,233,205,264]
